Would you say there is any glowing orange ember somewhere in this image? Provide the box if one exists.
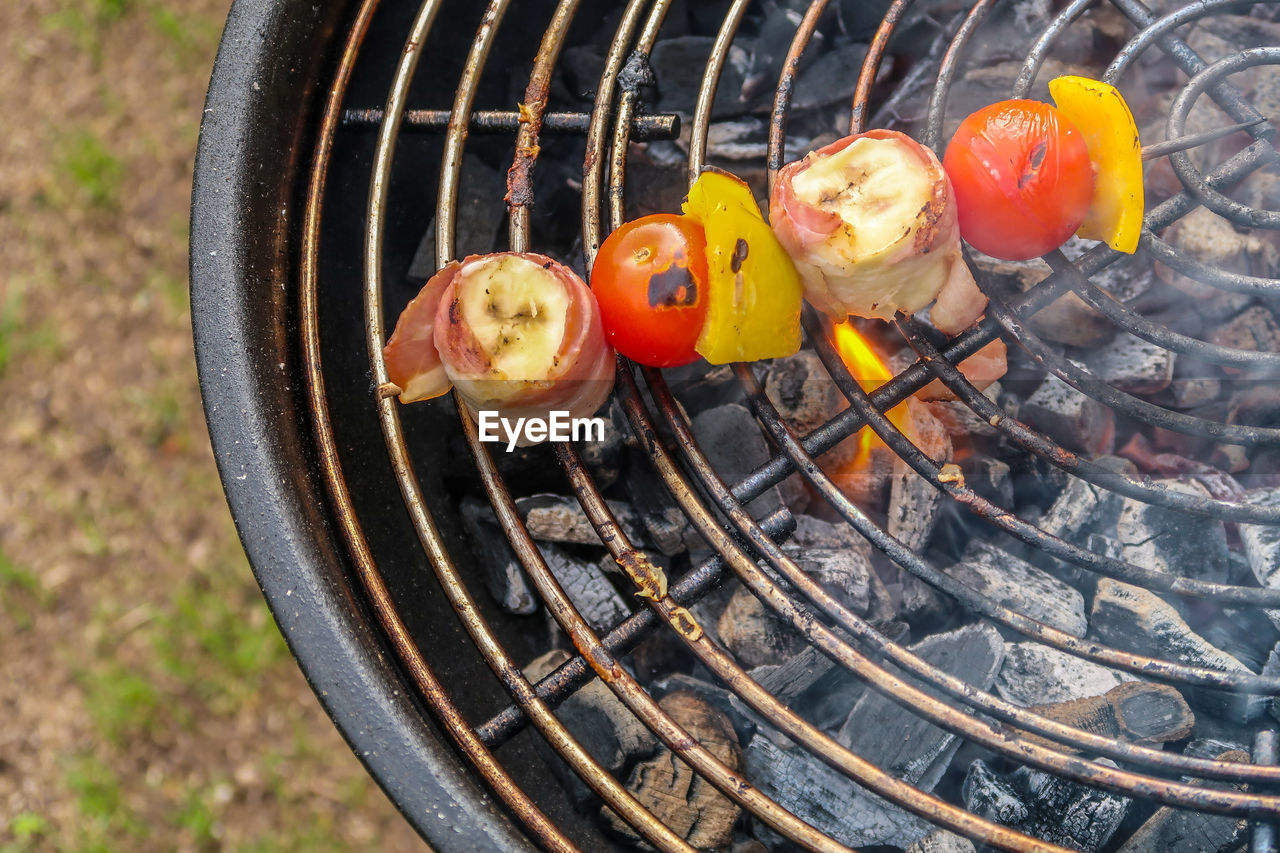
[831,322,908,464]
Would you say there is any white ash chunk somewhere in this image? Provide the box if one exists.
[1239,488,1280,631]
[997,642,1137,707]
[1021,371,1115,457]
[789,513,867,551]
[1037,456,1134,542]
[946,541,1088,637]
[517,493,646,548]
[1083,331,1174,395]
[906,830,977,853]
[1090,579,1266,723]
[1115,479,1232,583]
[887,398,953,552]
[745,735,931,850]
[783,545,871,614]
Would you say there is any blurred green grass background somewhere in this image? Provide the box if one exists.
[0,2,423,850]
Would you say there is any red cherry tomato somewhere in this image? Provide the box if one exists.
[590,213,709,368]
[943,99,1094,261]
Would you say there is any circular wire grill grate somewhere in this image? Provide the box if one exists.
[296,0,1280,849]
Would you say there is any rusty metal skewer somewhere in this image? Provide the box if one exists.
[1253,731,1279,853]
[1141,116,1269,160]
[342,107,680,140]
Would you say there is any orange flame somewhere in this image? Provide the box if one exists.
[831,322,909,464]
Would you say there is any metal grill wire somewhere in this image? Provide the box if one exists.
[293,0,1280,849]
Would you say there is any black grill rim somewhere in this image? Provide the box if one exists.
[189,1,535,849]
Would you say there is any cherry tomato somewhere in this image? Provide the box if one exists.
[942,99,1094,261]
[590,213,709,367]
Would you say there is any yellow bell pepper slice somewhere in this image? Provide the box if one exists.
[1049,75,1144,254]
[681,169,803,364]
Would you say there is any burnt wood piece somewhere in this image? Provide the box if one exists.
[996,642,1135,707]
[783,544,872,614]
[1115,748,1249,853]
[1155,207,1261,323]
[622,448,689,557]
[541,545,629,633]
[1021,371,1116,457]
[745,623,1003,850]
[946,540,1088,637]
[765,352,860,485]
[575,404,625,489]
[1012,681,1194,754]
[651,673,757,747]
[1115,479,1232,583]
[924,382,1004,438]
[690,403,785,518]
[406,153,505,279]
[1170,355,1221,409]
[829,443,896,511]
[460,497,536,615]
[789,513,867,551]
[1090,579,1266,723]
[1264,643,1280,724]
[1195,606,1280,675]
[717,585,806,668]
[524,649,658,808]
[959,456,1014,507]
[1209,306,1280,374]
[838,622,1005,790]
[516,493,647,548]
[962,758,1130,853]
[887,398,953,552]
[603,692,741,849]
[749,644,836,708]
[1083,331,1175,395]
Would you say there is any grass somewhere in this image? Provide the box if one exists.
[153,568,288,707]
[173,785,220,850]
[0,285,62,378]
[76,659,167,746]
[0,1,422,848]
[0,549,51,630]
[57,130,124,209]
[62,753,146,849]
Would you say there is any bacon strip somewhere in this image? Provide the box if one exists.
[771,129,988,334]
[383,253,615,444]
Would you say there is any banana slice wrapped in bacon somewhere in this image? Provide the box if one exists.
[770,129,987,335]
[383,252,615,443]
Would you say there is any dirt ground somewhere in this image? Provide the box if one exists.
[0,2,424,850]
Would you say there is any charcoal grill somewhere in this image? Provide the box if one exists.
[192,0,1280,849]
